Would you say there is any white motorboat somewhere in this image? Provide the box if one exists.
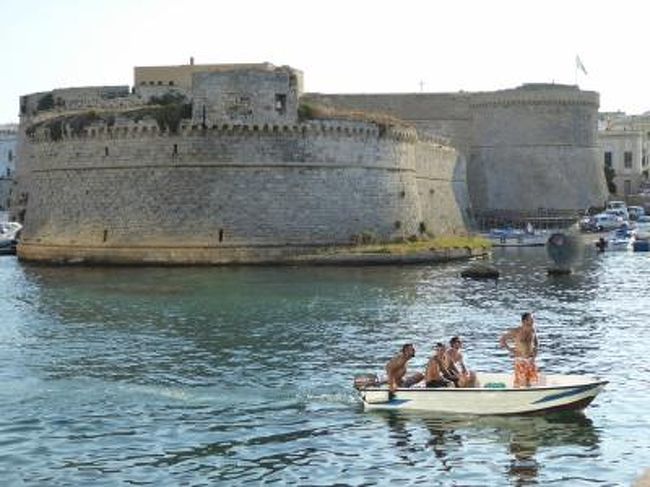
[354,373,607,415]
[0,221,21,239]
[487,228,549,247]
[605,227,635,251]
[0,222,22,255]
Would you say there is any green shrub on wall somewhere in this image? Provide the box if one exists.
[126,93,192,133]
[298,101,410,134]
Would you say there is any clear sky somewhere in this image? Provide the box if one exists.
[1,0,648,123]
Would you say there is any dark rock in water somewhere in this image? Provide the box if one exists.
[546,233,581,268]
[461,264,500,279]
[547,266,573,276]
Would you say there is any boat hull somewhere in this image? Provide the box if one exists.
[358,373,607,415]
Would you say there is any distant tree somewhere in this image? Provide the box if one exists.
[604,164,617,194]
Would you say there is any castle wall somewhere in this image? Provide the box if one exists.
[20,87,132,117]
[303,93,472,151]
[415,141,469,234]
[469,85,608,211]
[307,85,608,216]
[303,93,472,231]
[191,68,300,126]
[17,121,462,264]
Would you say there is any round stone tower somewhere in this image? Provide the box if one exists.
[468,84,608,214]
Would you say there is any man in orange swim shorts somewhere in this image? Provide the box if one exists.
[499,312,539,387]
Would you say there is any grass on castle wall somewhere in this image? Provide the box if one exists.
[298,101,411,130]
[340,235,491,255]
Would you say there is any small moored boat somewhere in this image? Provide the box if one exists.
[354,372,607,415]
[0,222,22,256]
[487,228,549,247]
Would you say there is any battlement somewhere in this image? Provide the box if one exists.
[470,84,599,108]
[23,116,426,145]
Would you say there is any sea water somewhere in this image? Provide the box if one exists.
[0,246,648,485]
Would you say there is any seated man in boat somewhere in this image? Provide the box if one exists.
[499,312,539,387]
[385,343,423,392]
[424,342,455,388]
[446,336,478,387]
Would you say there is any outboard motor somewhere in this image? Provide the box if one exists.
[353,373,379,390]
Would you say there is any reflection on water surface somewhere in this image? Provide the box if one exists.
[0,247,648,485]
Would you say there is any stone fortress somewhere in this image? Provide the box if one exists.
[14,61,607,264]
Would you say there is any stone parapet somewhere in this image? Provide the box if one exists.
[24,117,424,145]
[469,83,599,108]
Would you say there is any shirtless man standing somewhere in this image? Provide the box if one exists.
[386,343,422,392]
[499,312,539,387]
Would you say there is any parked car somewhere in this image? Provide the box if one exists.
[591,212,625,231]
[628,205,646,220]
[607,200,627,211]
[606,208,629,220]
[635,215,650,239]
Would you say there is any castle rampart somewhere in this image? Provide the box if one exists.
[16,73,464,264]
[307,83,607,216]
[468,84,607,212]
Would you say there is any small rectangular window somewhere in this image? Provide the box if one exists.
[604,152,612,167]
[275,94,287,114]
[624,151,633,169]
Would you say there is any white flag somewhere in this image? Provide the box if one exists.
[576,55,588,75]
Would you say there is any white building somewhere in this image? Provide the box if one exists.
[0,123,18,213]
[598,113,650,197]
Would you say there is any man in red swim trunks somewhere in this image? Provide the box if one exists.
[499,312,539,387]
